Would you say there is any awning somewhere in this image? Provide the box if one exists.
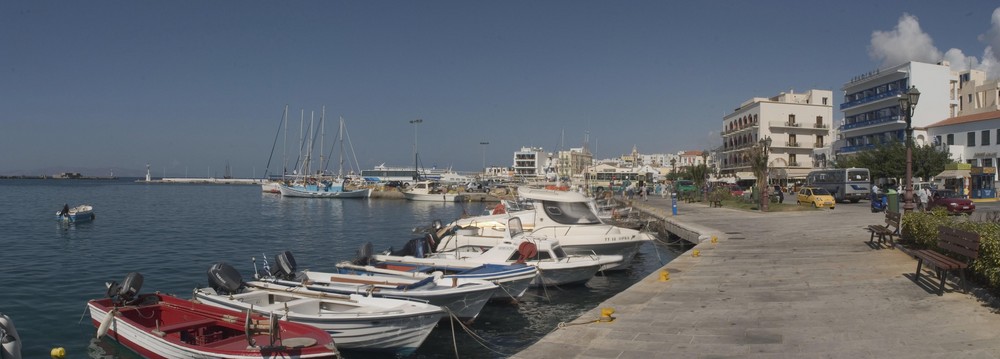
[933,169,970,179]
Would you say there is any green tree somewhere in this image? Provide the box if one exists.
[836,141,952,181]
[689,164,710,201]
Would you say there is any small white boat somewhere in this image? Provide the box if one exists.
[402,181,467,202]
[336,260,537,303]
[374,218,620,287]
[56,204,95,223]
[279,183,371,198]
[256,251,497,322]
[261,181,282,194]
[194,262,444,355]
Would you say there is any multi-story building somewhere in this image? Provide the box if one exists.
[925,110,999,198]
[836,61,958,157]
[512,146,546,178]
[555,147,593,180]
[956,69,1000,116]
[720,89,833,182]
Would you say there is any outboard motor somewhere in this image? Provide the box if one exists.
[352,243,374,265]
[1,313,21,359]
[207,262,244,295]
[106,272,144,306]
[271,251,298,280]
[392,237,429,258]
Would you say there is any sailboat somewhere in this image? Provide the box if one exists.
[277,112,370,198]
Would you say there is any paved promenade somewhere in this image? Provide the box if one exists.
[515,197,1000,358]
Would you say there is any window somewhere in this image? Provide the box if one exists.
[968,132,976,147]
[935,136,942,145]
[984,158,994,168]
[788,114,796,124]
[984,130,991,146]
[947,134,955,145]
[822,97,828,105]
[967,159,977,166]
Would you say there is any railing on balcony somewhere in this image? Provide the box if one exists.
[788,161,799,167]
[840,115,900,131]
[840,88,903,109]
[813,142,824,148]
[813,123,828,129]
[784,141,800,147]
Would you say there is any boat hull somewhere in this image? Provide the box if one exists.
[279,185,371,198]
[266,273,496,322]
[349,262,537,302]
[402,192,467,202]
[56,205,94,223]
[87,294,339,359]
[193,287,442,355]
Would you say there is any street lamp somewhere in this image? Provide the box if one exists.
[479,141,490,176]
[759,136,772,212]
[409,119,423,180]
[898,86,921,212]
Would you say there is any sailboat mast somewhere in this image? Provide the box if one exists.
[282,104,288,178]
[298,109,304,175]
[319,106,326,175]
[306,111,315,176]
[339,117,345,178]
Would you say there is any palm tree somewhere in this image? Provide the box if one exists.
[744,138,771,211]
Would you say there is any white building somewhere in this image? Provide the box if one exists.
[837,61,958,157]
[512,146,546,178]
[956,69,1000,116]
[925,110,999,197]
[721,89,834,182]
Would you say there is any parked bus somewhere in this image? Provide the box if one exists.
[805,168,871,203]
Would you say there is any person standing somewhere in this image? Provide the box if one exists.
[917,186,929,211]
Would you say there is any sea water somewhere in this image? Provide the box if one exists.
[0,179,680,358]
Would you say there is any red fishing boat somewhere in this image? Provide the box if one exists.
[87,272,340,359]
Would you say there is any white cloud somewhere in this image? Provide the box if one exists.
[942,48,979,72]
[869,13,942,67]
[869,9,1000,79]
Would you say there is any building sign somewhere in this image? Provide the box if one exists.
[973,152,997,158]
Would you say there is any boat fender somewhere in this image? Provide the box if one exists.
[50,347,66,359]
[515,242,537,264]
[1,312,22,359]
[96,309,116,339]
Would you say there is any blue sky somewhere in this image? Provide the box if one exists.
[3,1,1000,177]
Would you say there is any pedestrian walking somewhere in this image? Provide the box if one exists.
[916,186,929,211]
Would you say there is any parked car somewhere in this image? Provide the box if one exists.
[796,187,835,209]
[928,189,975,215]
[726,184,744,197]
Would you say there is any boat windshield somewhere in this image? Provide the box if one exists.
[541,200,601,225]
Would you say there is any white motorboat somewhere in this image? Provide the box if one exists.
[193,262,444,356]
[438,187,650,270]
[255,251,497,322]
[373,218,620,287]
[402,181,467,202]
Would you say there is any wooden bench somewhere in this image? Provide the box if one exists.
[910,226,981,296]
[866,211,900,249]
[709,198,722,207]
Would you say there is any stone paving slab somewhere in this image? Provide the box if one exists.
[514,198,1000,358]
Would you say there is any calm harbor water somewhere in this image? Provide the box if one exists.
[0,179,681,359]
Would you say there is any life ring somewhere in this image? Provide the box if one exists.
[516,242,538,264]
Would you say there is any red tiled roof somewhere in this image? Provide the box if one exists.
[925,110,1000,128]
[682,150,703,156]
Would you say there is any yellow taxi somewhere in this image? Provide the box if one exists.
[796,187,835,209]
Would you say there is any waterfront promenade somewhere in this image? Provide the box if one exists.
[515,197,1000,358]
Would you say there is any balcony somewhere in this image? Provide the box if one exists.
[813,123,828,129]
[788,161,800,167]
[840,88,903,110]
[784,141,800,147]
[840,115,900,131]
